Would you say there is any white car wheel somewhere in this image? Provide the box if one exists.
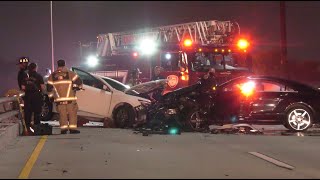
[286,106,313,132]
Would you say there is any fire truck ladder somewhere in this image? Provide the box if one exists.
[97,20,240,57]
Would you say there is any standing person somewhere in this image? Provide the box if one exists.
[198,67,217,109]
[21,62,46,133]
[47,59,83,134]
[200,67,218,92]
[151,66,165,81]
[127,68,142,87]
[17,57,29,91]
[150,66,166,102]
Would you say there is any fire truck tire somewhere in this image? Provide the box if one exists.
[113,105,135,128]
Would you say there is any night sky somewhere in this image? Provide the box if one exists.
[0,1,319,95]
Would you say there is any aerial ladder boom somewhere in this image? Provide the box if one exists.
[96,20,240,57]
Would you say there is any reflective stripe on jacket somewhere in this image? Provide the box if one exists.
[47,67,82,102]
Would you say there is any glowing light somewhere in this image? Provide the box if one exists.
[168,127,179,135]
[237,39,249,50]
[87,55,99,67]
[198,48,202,52]
[138,38,158,55]
[239,81,255,97]
[214,49,218,52]
[165,53,171,60]
[181,75,189,81]
[133,52,138,57]
[183,39,192,47]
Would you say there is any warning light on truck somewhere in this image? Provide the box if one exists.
[237,39,249,50]
[183,39,192,47]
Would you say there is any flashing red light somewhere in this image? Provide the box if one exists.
[133,52,138,57]
[238,81,255,97]
[237,39,249,50]
[183,39,192,47]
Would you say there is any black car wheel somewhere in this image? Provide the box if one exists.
[114,105,135,128]
[40,100,53,121]
[186,110,208,132]
[285,104,313,132]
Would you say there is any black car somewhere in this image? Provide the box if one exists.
[211,76,320,132]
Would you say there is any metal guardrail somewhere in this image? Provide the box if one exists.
[0,95,21,123]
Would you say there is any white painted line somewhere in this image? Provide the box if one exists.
[248,152,295,170]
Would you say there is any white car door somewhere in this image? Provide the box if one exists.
[72,68,112,118]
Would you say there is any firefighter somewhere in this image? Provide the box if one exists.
[198,67,217,109]
[151,66,165,81]
[151,66,166,102]
[47,59,83,134]
[127,68,142,87]
[21,62,46,133]
[201,67,218,92]
[17,57,29,91]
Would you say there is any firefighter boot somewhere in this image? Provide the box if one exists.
[70,129,80,134]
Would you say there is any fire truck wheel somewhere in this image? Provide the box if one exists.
[113,105,135,128]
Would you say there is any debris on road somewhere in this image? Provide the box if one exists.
[62,169,68,174]
[210,124,263,135]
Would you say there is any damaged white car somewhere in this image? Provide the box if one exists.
[71,67,153,128]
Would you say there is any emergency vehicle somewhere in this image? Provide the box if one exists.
[93,20,253,92]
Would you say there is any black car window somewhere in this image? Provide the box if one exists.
[222,79,247,92]
[256,81,296,92]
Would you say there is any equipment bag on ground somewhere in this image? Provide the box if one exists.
[33,123,53,135]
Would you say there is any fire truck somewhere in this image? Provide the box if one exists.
[94,20,253,92]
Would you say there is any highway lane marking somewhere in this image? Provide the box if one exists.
[18,135,48,179]
[248,151,295,170]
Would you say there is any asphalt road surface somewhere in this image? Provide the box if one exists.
[0,127,320,179]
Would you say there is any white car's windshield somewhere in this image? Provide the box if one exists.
[101,77,129,92]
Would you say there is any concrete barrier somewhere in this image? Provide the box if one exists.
[0,96,22,152]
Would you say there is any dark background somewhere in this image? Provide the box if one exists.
[1,1,320,95]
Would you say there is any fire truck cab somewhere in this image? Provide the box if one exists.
[95,20,253,92]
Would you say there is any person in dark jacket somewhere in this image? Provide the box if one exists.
[200,67,218,93]
[151,66,165,81]
[127,68,142,87]
[21,62,46,133]
[198,67,217,109]
[17,57,29,91]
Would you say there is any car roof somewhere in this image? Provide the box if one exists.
[221,75,318,92]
